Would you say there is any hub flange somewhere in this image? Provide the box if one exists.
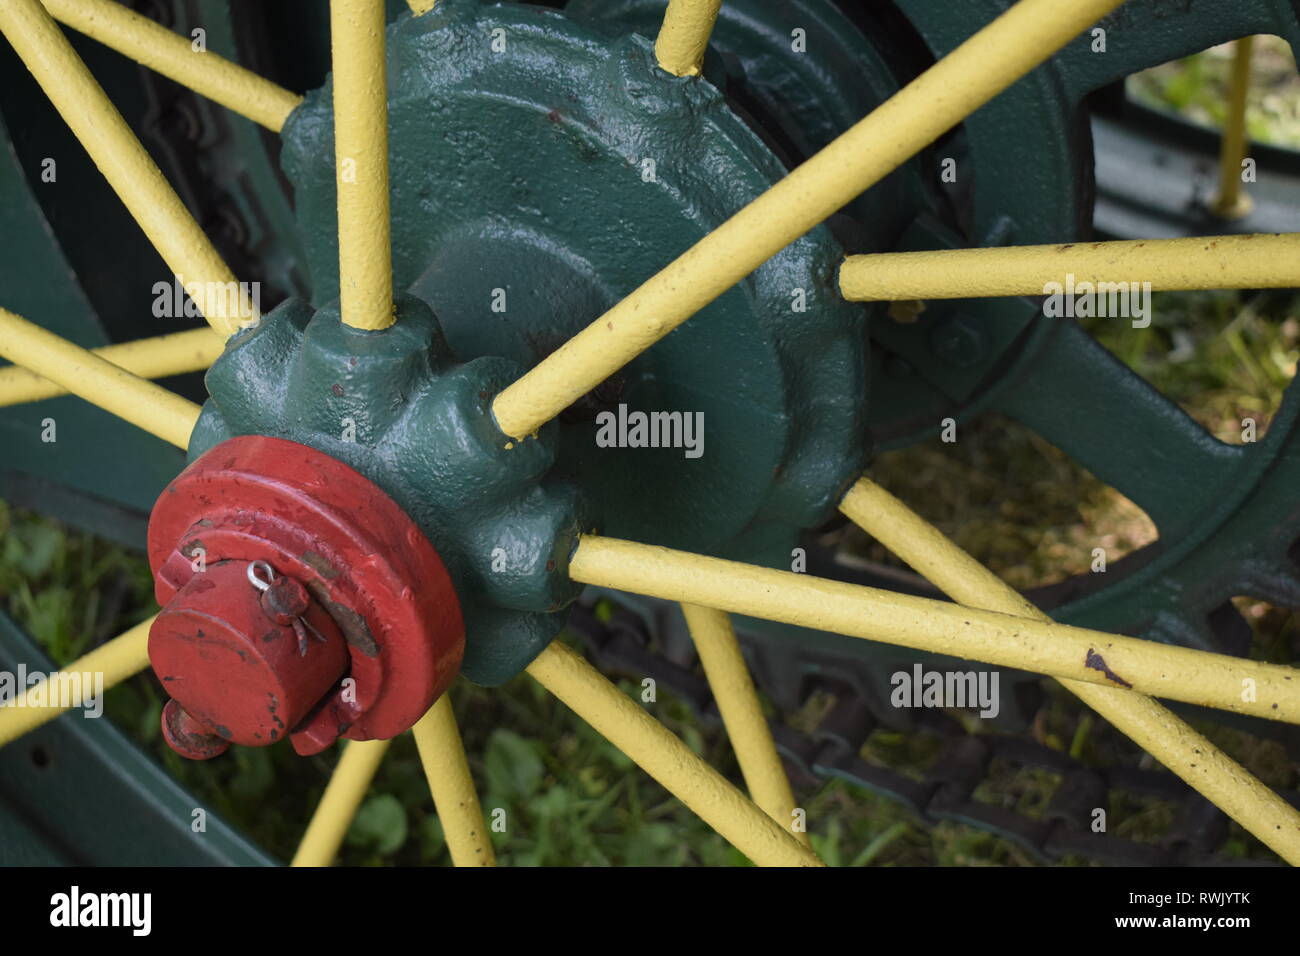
[148,433,464,757]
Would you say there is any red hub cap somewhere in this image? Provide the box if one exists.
[147,435,464,759]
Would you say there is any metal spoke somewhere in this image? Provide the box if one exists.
[0,616,154,748]
[0,0,258,336]
[0,308,201,449]
[840,477,1300,865]
[291,738,392,867]
[1211,37,1256,220]
[568,535,1300,725]
[840,233,1300,302]
[526,641,823,866]
[681,604,808,845]
[41,0,302,132]
[411,695,496,867]
[490,0,1128,440]
[0,327,222,407]
[655,0,722,77]
[330,0,395,331]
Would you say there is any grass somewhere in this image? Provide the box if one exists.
[1129,36,1300,149]
[3,43,1300,866]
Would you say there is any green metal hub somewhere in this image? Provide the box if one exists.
[278,0,869,567]
[567,0,935,248]
[193,295,590,686]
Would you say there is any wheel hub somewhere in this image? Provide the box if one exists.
[280,0,869,564]
[147,433,464,757]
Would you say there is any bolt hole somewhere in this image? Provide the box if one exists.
[29,746,50,769]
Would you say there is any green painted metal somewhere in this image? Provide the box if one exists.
[279,0,868,571]
[0,611,275,865]
[565,0,937,247]
[193,295,592,686]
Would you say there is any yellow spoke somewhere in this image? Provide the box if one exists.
[568,535,1300,726]
[490,0,1128,439]
[1211,36,1255,219]
[291,738,392,867]
[0,0,257,337]
[655,0,722,77]
[330,0,395,331]
[41,0,302,132]
[526,641,822,866]
[411,695,496,867]
[681,604,808,845]
[840,478,1300,865]
[0,327,222,407]
[839,232,1300,302]
[0,616,154,748]
[0,308,201,449]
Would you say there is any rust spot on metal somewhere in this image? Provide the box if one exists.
[1085,648,1132,688]
[301,551,340,579]
[327,599,381,658]
[304,578,380,658]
